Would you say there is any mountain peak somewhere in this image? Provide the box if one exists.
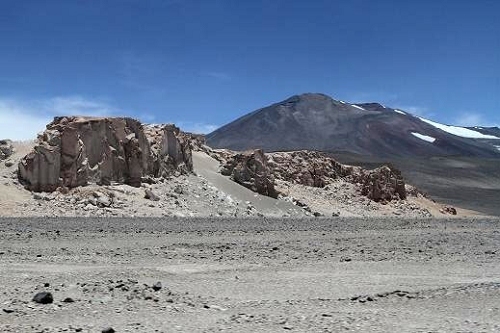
[207,93,500,158]
[279,93,333,105]
[354,103,387,112]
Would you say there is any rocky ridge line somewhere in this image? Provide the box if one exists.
[213,148,409,203]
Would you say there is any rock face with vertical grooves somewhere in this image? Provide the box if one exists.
[18,117,193,192]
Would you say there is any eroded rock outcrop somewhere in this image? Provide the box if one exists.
[220,149,278,198]
[0,139,14,160]
[213,148,407,203]
[145,124,193,177]
[19,117,193,192]
[352,165,407,202]
[268,151,354,187]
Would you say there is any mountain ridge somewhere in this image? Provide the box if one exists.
[206,93,500,158]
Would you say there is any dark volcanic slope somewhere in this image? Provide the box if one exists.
[207,93,500,158]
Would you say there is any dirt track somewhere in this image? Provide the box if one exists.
[1,217,499,332]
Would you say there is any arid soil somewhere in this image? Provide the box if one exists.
[1,217,499,332]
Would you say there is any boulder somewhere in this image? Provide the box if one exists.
[220,149,278,198]
[0,139,14,160]
[19,117,193,192]
[440,205,457,215]
[144,188,160,201]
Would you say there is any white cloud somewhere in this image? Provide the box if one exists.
[0,100,51,141]
[0,96,118,141]
[453,112,486,127]
[44,96,117,116]
[176,122,219,134]
[397,105,430,117]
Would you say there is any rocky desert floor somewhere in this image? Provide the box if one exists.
[1,217,499,332]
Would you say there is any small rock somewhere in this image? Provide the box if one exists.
[96,196,112,207]
[152,281,162,291]
[440,205,457,215]
[2,308,14,314]
[145,189,160,201]
[174,185,184,194]
[102,328,115,333]
[62,297,75,303]
[33,291,54,304]
[33,193,44,200]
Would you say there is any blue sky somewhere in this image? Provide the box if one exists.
[1,0,499,139]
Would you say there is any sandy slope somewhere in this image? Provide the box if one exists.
[192,151,305,217]
[0,217,499,332]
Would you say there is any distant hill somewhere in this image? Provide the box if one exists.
[206,93,500,158]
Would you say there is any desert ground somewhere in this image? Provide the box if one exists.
[1,217,499,332]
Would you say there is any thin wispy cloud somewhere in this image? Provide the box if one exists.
[176,121,219,134]
[0,96,120,141]
[397,105,430,117]
[43,96,118,116]
[453,112,486,127]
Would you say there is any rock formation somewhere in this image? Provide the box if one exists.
[268,151,354,187]
[19,117,193,192]
[220,149,278,198]
[352,165,407,202]
[145,124,193,177]
[0,139,14,160]
[214,148,407,203]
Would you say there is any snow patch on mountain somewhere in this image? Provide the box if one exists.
[419,117,500,139]
[495,145,500,152]
[411,132,436,143]
[394,109,406,115]
[351,104,365,111]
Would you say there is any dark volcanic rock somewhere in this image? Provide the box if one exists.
[152,281,162,291]
[440,205,457,215]
[220,149,278,198]
[33,291,53,304]
[18,117,193,192]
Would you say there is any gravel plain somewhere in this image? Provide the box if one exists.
[1,217,500,332]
